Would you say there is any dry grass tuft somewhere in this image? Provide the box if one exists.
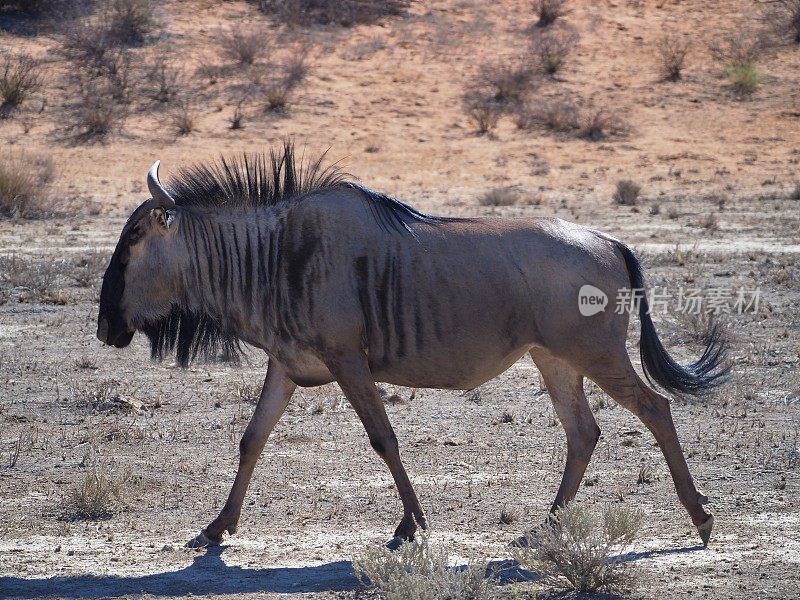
[0,153,55,218]
[513,503,641,594]
[698,211,719,231]
[169,98,197,135]
[657,34,690,81]
[65,465,129,520]
[234,381,261,403]
[353,533,496,600]
[613,180,641,206]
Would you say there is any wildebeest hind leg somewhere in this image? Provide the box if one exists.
[588,356,714,546]
[530,350,600,513]
[187,360,296,548]
[325,350,427,549]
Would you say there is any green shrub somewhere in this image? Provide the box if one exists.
[725,61,760,94]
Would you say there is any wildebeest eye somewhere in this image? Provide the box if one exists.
[127,226,144,246]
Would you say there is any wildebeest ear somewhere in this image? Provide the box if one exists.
[151,207,175,232]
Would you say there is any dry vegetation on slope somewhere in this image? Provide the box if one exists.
[1,1,799,599]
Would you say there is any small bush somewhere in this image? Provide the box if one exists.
[169,98,197,135]
[698,212,718,231]
[0,54,42,117]
[0,0,51,15]
[710,33,763,95]
[613,180,641,206]
[282,45,311,88]
[462,91,503,133]
[220,25,269,66]
[71,250,109,288]
[725,61,760,94]
[106,0,156,46]
[531,28,577,76]
[581,107,623,140]
[230,101,246,130]
[500,507,520,524]
[710,32,764,66]
[60,1,154,62]
[61,17,116,65]
[353,533,496,600]
[0,153,55,217]
[72,94,122,142]
[256,0,411,27]
[513,503,642,594]
[478,60,537,105]
[763,0,800,44]
[657,34,689,81]
[791,182,800,200]
[533,0,569,27]
[147,57,182,103]
[523,96,580,131]
[480,187,519,207]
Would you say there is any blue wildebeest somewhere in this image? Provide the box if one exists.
[97,143,727,549]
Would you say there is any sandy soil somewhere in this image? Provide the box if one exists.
[1,1,799,599]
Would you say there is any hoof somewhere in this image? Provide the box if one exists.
[226,524,238,535]
[697,514,714,547]
[386,536,405,551]
[185,530,220,549]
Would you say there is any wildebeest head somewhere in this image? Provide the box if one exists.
[97,161,185,348]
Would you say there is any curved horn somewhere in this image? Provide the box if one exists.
[147,160,175,209]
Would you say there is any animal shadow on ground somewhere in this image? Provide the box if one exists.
[0,543,702,598]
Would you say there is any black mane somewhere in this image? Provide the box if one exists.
[144,141,457,367]
[167,141,348,209]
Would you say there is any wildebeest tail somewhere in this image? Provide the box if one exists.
[615,241,730,395]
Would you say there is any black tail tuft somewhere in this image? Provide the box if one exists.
[615,242,730,395]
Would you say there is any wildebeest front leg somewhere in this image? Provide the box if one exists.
[326,351,427,548]
[187,360,296,548]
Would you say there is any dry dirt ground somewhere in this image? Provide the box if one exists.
[1,0,799,599]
